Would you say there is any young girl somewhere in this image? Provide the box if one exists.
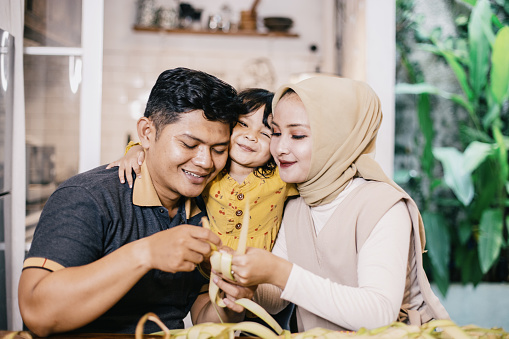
[217,76,450,332]
[109,88,298,252]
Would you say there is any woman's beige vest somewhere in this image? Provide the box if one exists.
[284,181,449,332]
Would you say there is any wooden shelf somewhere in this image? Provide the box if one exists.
[133,25,299,38]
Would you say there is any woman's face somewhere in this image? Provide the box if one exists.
[270,93,312,183]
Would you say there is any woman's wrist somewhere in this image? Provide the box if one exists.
[270,255,292,289]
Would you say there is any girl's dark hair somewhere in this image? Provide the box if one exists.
[237,88,277,178]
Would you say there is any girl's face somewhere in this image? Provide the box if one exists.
[270,93,312,183]
[229,106,272,169]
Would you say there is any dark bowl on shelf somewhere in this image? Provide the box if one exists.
[263,17,293,32]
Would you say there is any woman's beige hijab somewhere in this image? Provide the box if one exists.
[273,75,426,249]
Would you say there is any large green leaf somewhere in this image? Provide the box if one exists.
[395,83,473,113]
[468,0,491,101]
[493,125,509,187]
[432,267,450,297]
[483,97,500,129]
[417,93,434,177]
[417,43,442,55]
[490,26,509,104]
[507,214,509,237]
[395,82,442,95]
[418,42,469,64]
[458,221,472,245]
[441,50,475,102]
[492,13,504,29]
[460,0,476,6]
[460,125,492,143]
[478,208,504,273]
[463,141,494,173]
[475,0,496,44]
[422,211,450,290]
[433,147,474,206]
[455,246,483,286]
[418,30,475,103]
[470,157,502,221]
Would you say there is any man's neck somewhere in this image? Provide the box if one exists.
[158,193,181,218]
[144,160,182,217]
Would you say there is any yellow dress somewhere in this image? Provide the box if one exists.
[202,167,298,251]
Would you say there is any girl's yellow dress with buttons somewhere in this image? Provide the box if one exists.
[202,167,298,251]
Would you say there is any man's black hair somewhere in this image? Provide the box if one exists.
[144,67,245,138]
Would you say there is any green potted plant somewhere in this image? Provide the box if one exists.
[395,0,509,296]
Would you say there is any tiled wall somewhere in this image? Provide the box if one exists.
[100,0,326,165]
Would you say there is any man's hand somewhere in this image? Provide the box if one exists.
[191,276,257,324]
[143,225,222,273]
[212,275,256,313]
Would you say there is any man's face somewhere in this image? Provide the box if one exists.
[142,110,230,202]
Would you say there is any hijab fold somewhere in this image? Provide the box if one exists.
[273,76,426,250]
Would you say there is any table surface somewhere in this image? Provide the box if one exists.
[0,331,164,339]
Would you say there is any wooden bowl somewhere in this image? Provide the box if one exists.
[263,17,293,32]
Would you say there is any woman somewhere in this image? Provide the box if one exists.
[224,75,450,332]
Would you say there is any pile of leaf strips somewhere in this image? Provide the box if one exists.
[135,315,509,339]
[1,320,508,339]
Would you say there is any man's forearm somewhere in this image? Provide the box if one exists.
[19,239,150,336]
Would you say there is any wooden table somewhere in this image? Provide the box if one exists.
[0,331,163,339]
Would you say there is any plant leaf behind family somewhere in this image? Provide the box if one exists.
[395,0,509,295]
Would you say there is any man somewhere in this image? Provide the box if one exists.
[18,68,250,336]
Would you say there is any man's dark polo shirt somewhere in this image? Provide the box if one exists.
[24,163,208,333]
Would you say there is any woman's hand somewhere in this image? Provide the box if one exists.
[212,276,257,313]
[228,247,293,290]
[105,144,145,188]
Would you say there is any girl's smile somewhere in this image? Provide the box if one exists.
[236,142,256,153]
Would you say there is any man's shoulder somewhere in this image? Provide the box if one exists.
[61,165,122,187]
[56,165,131,199]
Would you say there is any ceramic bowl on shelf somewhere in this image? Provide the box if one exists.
[263,17,293,32]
